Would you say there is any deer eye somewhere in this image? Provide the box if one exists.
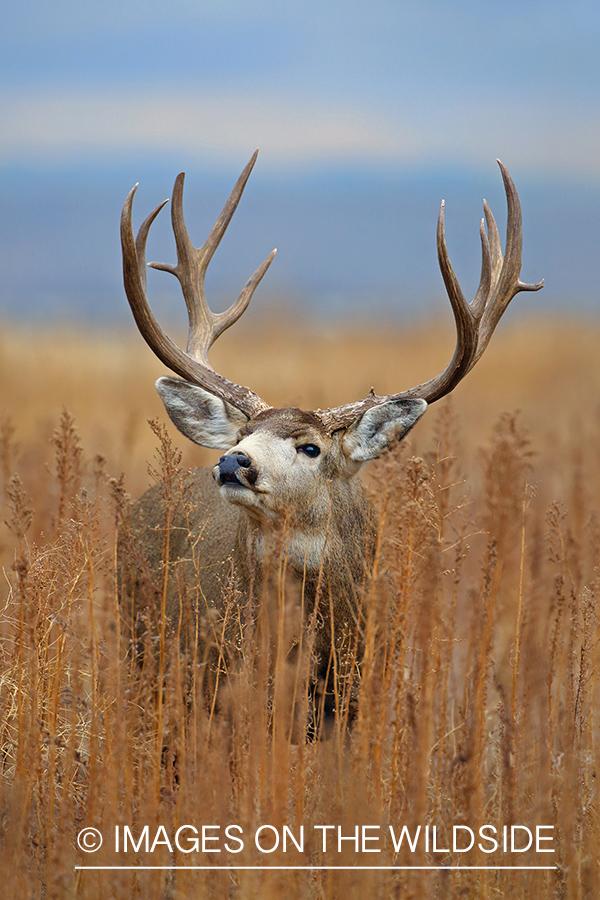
[297,443,321,458]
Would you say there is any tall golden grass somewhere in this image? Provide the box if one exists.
[0,316,599,898]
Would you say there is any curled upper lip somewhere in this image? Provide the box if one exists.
[212,466,269,495]
[218,470,245,486]
[212,465,264,492]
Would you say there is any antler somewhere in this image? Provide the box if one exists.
[123,156,542,435]
[121,150,275,419]
[317,160,544,432]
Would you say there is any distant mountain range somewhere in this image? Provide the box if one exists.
[0,159,597,324]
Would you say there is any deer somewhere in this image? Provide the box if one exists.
[119,151,543,731]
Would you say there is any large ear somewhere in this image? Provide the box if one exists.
[342,398,427,464]
[155,376,249,450]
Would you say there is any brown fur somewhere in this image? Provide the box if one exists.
[119,398,426,731]
[121,458,377,726]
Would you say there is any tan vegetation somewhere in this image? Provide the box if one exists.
[0,315,599,898]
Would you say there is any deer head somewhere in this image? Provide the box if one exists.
[121,152,543,527]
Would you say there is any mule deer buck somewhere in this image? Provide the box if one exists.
[119,152,542,728]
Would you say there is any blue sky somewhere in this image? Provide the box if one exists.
[1,1,599,320]
[3,0,600,175]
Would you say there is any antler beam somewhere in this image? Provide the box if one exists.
[121,151,275,419]
[317,160,543,432]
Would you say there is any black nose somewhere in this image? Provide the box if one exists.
[217,454,252,484]
[219,454,251,473]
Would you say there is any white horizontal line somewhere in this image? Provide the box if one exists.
[74,865,557,871]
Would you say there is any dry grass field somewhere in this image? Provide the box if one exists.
[0,315,599,898]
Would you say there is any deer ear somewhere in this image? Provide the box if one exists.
[155,377,249,450]
[342,398,427,464]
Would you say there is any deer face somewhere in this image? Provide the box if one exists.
[214,408,334,522]
[156,377,427,524]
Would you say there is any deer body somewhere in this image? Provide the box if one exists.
[120,152,542,721]
[123,403,420,704]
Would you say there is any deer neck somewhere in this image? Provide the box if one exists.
[234,478,376,584]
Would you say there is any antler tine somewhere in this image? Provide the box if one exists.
[212,248,278,345]
[202,149,259,271]
[316,161,543,433]
[473,160,544,365]
[434,198,479,390]
[471,217,492,319]
[121,166,273,419]
[482,198,503,291]
[148,152,267,363]
[135,196,169,293]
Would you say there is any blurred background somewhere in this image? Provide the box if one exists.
[3,9,600,895]
[1,0,599,326]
